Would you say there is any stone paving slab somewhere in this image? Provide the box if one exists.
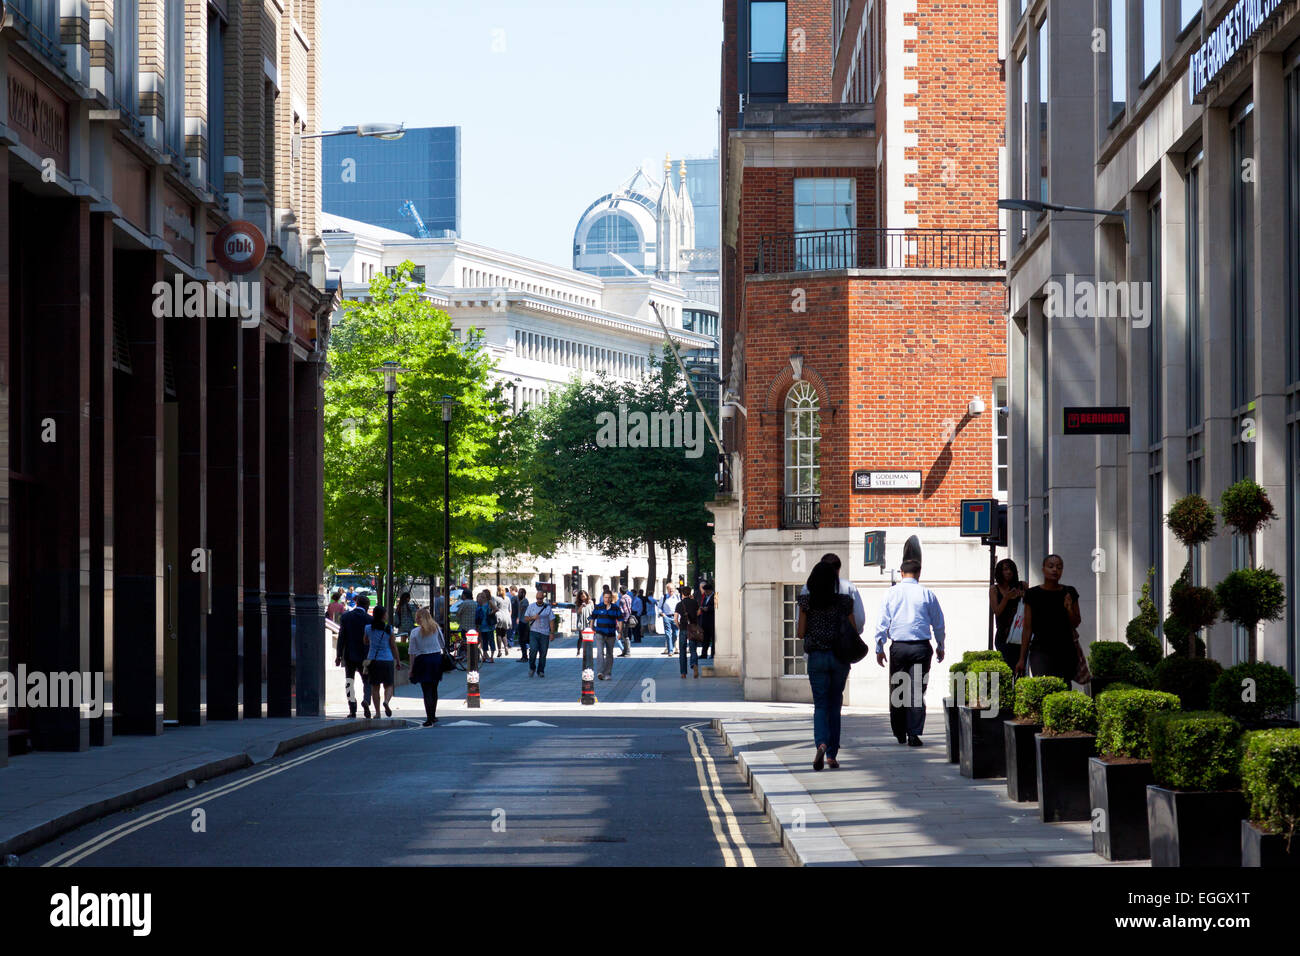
[715,715,1147,868]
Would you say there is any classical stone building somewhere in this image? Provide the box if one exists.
[0,0,333,766]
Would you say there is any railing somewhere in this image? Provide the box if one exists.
[780,494,821,530]
[755,228,1004,274]
[11,0,67,65]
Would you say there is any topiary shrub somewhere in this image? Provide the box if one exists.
[1153,655,1224,711]
[1095,688,1182,759]
[962,650,1005,664]
[1219,478,1277,541]
[1162,612,1205,658]
[1216,568,1285,641]
[1169,570,1219,634]
[1209,662,1299,725]
[1013,675,1069,724]
[1241,729,1300,847]
[1042,691,1098,736]
[1149,711,1244,790]
[947,660,969,699]
[1089,641,1154,688]
[964,660,1014,710]
[1166,494,1217,549]
[1125,567,1164,667]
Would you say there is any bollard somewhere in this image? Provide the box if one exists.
[466,629,481,708]
[581,628,596,705]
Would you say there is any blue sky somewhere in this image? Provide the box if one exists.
[320,0,722,267]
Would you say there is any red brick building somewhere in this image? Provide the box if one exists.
[711,0,1007,703]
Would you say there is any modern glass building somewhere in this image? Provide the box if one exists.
[685,155,720,253]
[322,125,461,238]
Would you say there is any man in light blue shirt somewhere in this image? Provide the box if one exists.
[874,544,945,747]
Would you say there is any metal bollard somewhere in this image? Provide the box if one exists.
[581,628,595,705]
[466,629,481,708]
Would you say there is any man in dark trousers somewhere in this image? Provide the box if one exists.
[335,594,374,718]
[699,582,716,659]
[874,536,946,746]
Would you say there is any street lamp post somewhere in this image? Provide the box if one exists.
[438,395,456,643]
[372,362,411,623]
[997,198,1130,242]
[299,122,407,142]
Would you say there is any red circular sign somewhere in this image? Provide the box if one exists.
[212,220,267,274]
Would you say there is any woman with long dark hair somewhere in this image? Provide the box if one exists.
[798,561,855,771]
[990,558,1025,670]
[1015,554,1082,684]
[364,605,402,717]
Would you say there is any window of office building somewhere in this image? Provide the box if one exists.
[1016,51,1028,240]
[165,0,185,157]
[208,11,226,192]
[1038,18,1049,205]
[793,178,855,269]
[1110,0,1127,120]
[1287,57,1300,677]
[1232,98,1256,411]
[782,585,806,676]
[995,379,1009,496]
[1181,0,1200,31]
[1149,458,1164,620]
[1148,193,1163,445]
[115,0,139,114]
[584,214,639,255]
[1143,0,1161,80]
[1186,145,1203,430]
[749,1,788,104]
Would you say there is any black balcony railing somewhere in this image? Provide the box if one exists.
[755,228,1004,274]
[780,494,820,530]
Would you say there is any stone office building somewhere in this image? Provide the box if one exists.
[1003,0,1300,680]
[0,0,333,767]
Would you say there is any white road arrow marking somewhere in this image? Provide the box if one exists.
[510,720,558,727]
[441,720,491,726]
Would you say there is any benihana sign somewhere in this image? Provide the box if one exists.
[212,220,267,274]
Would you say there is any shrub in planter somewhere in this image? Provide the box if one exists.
[1089,641,1153,691]
[1209,662,1299,726]
[1125,568,1163,667]
[965,660,1014,711]
[1042,691,1097,736]
[962,650,1006,664]
[1149,711,1244,791]
[1241,729,1300,850]
[1153,656,1223,711]
[1014,676,1069,724]
[947,660,969,696]
[1096,689,1181,759]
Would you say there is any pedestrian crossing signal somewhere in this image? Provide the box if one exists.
[864,531,886,568]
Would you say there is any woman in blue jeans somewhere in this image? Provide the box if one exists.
[797,562,855,770]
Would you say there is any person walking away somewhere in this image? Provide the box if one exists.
[659,588,679,655]
[699,582,717,660]
[523,590,555,677]
[591,591,622,680]
[514,587,531,662]
[630,590,645,644]
[408,607,446,726]
[799,553,867,637]
[643,588,657,635]
[874,538,946,746]
[326,590,346,625]
[456,590,477,662]
[573,590,592,656]
[798,561,856,770]
[494,586,513,654]
[393,591,417,635]
[675,585,702,678]
[364,604,403,718]
[991,559,1026,671]
[474,589,497,662]
[618,587,633,656]
[336,595,374,718]
[1014,554,1082,685]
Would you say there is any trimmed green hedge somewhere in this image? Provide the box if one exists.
[1153,656,1223,711]
[1241,729,1300,845]
[962,650,1006,664]
[964,660,1014,710]
[1096,688,1181,759]
[1149,711,1244,791]
[1042,691,1097,736]
[1209,662,1299,725]
[1090,640,1153,688]
[948,660,969,698]
[1013,676,1069,724]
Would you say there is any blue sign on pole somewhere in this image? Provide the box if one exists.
[864,531,886,568]
[960,499,994,537]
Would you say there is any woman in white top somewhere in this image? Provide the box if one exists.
[408,607,446,727]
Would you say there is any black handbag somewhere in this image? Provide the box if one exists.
[834,610,869,665]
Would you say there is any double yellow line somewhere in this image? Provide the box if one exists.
[682,722,755,867]
[44,729,400,867]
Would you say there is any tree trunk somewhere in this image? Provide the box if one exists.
[666,542,673,589]
[647,535,657,597]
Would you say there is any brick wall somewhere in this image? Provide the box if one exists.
[742,272,1006,532]
[738,165,877,276]
[788,0,833,101]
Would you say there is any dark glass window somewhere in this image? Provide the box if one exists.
[750,2,787,62]
[1186,147,1203,428]
[1232,100,1256,409]
[208,12,226,192]
[1111,0,1127,120]
[1148,194,1162,445]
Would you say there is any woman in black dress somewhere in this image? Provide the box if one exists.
[1014,554,1082,683]
[797,561,856,771]
[990,558,1025,670]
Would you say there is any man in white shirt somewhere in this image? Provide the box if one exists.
[523,590,555,677]
[660,589,680,655]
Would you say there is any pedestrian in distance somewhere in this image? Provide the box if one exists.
[618,586,633,656]
[494,586,513,654]
[659,588,679,655]
[523,589,555,677]
[630,589,645,644]
[874,537,946,747]
[798,560,858,770]
[408,607,446,726]
[675,585,702,678]
[591,590,622,679]
[643,587,657,635]
[514,586,531,662]
[573,590,593,656]
[1014,554,1082,685]
[326,590,346,625]
[699,582,716,660]
[456,590,478,662]
[475,589,497,662]
[393,591,417,635]
[363,604,403,718]
[990,558,1026,672]
[345,586,357,609]
[335,594,374,718]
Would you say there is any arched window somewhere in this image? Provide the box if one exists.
[784,381,821,504]
[584,214,640,255]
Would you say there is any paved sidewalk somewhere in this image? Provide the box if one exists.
[716,716,1145,867]
[0,717,405,859]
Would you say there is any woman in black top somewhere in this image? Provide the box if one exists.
[1015,554,1082,684]
[797,561,856,771]
[990,558,1025,670]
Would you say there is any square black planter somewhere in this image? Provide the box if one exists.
[1004,720,1040,802]
[1035,733,1095,822]
[943,697,960,763]
[959,705,1012,778]
[1089,757,1154,860]
[1241,820,1300,868]
[1146,786,1246,867]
